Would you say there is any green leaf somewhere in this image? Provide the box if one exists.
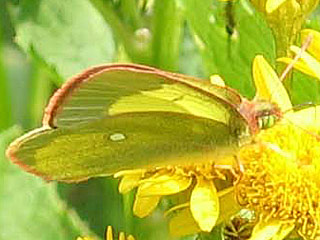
[306,6,320,31]
[179,27,206,78]
[0,126,95,240]
[184,0,276,98]
[89,0,152,65]
[290,71,320,105]
[28,59,54,127]
[9,0,115,80]
[58,179,125,238]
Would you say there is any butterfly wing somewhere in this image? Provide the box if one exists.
[43,64,242,128]
[7,64,248,182]
[8,112,243,182]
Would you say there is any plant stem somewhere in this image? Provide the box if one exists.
[89,0,151,64]
[28,59,53,128]
[152,0,183,71]
[0,2,12,131]
[120,0,142,30]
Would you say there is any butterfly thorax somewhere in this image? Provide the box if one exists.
[239,99,282,134]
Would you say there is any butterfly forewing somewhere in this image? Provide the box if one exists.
[43,64,243,128]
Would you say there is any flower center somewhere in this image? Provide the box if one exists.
[236,124,320,239]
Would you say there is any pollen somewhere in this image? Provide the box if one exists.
[237,123,320,239]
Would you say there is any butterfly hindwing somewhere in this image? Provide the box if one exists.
[8,112,242,182]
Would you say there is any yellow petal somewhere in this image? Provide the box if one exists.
[118,175,142,194]
[105,226,135,240]
[119,232,125,240]
[290,45,320,79]
[133,185,160,218]
[210,75,225,87]
[78,226,134,240]
[277,57,317,78]
[169,208,201,237]
[115,169,146,194]
[284,106,320,129]
[290,46,320,79]
[266,0,288,13]
[106,226,113,240]
[249,219,283,240]
[301,29,320,63]
[138,173,192,196]
[252,55,292,112]
[113,169,146,178]
[216,187,241,224]
[272,223,295,240]
[190,177,219,232]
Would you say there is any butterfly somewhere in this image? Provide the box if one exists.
[6,63,281,182]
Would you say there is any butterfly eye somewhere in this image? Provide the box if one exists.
[258,114,277,130]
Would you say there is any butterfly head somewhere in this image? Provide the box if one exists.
[239,99,282,134]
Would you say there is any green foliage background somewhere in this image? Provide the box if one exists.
[0,1,320,239]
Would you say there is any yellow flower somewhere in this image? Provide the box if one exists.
[263,0,318,14]
[237,55,320,239]
[278,29,320,80]
[237,123,320,239]
[114,165,239,236]
[224,0,318,14]
[114,54,320,239]
[76,226,135,240]
[250,0,319,57]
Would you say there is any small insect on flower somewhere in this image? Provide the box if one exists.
[223,210,255,240]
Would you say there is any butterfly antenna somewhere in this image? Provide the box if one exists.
[279,33,313,82]
[283,102,317,114]
[284,113,320,141]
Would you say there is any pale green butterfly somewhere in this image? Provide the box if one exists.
[6,64,280,182]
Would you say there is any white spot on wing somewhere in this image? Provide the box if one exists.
[109,133,126,142]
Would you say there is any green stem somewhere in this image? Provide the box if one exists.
[89,0,151,64]
[0,3,12,131]
[123,192,134,234]
[120,0,142,30]
[28,59,53,128]
[152,0,183,71]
